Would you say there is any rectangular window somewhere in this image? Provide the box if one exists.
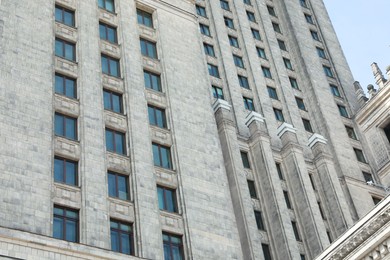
[241,151,251,169]
[372,197,382,205]
[99,22,117,43]
[311,30,320,41]
[327,231,332,243]
[300,0,308,8]
[247,180,257,198]
[272,22,281,34]
[148,105,167,128]
[200,24,211,36]
[338,104,349,118]
[330,84,341,97]
[256,47,267,59]
[316,47,326,58]
[273,108,284,122]
[203,43,215,57]
[108,171,129,200]
[224,17,234,29]
[105,128,126,155]
[55,113,77,140]
[137,9,153,27]
[220,0,230,10]
[283,191,292,209]
[345,126,357,140]
[55,38,75,61]
[262,244,272,260]
[292,221,301,241]
[196,5,207,17]
[267,86,278,100]
[243,97,255,111]
[110,220,133,255]
[262,67,272,79]
[384,124,390,144]
[55,5,75,27]
[54,157,78,186]
[140,38,158,59]
[318,202,326,219]
[103,89,123,113]
[323,66,333,77]
[144,70,161,92]
[207,64,220,78]
[309,174,316,190]
[251,28,261,40]
[152,143,172,169]
[101,55,120,77]
[244,0,251,5]
[228,35,239,48]
[267,5,276,17]
[55,73,76,99]
[53,206,79,242]
[305,14,314,24]
[283,58,293,70]
[247,11,256,23]
[163,233,184,260]
[238,75,250,89]
[295,97,306,110]
[212,86,224,99]
[277,39,287,51]
[98,0,115,12]
[301,255,306,260]
[157,186,177,213]
[276,163,284,180]
[354,148,367,163]
[254,210,265,230]
[233,55,245,68]
[363,172,373,183]
[302,119,313,132]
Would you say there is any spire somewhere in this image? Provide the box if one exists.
[354,81,368,106]
[371,62,387,89]
[367,84,377,99]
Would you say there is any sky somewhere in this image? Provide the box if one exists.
[322,0,390,92]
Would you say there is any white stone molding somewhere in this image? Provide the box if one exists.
[308,133,328,148]
[212,99,231,113]
[245,111,265,127]
[276,122,297,137]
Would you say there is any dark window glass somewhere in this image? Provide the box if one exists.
[363,172,373,182]
[323,66,333,77]
[203,43,215,57]
[55,5,75,27]
[247,180,257,198]
[243,97,255,111]
[384,124,390,143]
[220,0,230,10]
[305,14,314,24]
[283,58,293,70]
[316,47,326,58]
[105,128,126,155]
[289,77,299,89]
[233,55,245,68]
[302,119,313,132]
[292,221,301,241]
[327,231,332,243]
[267,6,276,17]
[152,143,172,169]
[247,11,256,22]
[196,5,207,17]
[99,22,117,43]
[330,84,341,97]
[251,28,261,40]
[318,202,326,219]
[54,157,78,186]
[354,148,367,163]
[200,24,211,36]
[254,210,265,230]
[273,108,284,122]
[103,89,123,113]
[55,38,75,61]
[267,86,278,100]
[144,70,161,92]
[108,171,129,200]
[98,0,115,12]
[272,22,281,33]
[345,126,357,140]
[309,174,316,190]
[229,35,239,47]
[101,55,120,77]
[55,113,77,140]
[207,64,220,78]
[53,206,79,242]
[244,0,251,5]
[262,244,272,260]
[276,163,284,180]
[55,74,76,99]
[300,254,306,260]
[277,39,287,51]
[241,152,250,168]
[137,9,153,27]
[372,197,382,205]
[338,105,348,118]
[311,30,320,41]
[163,233,184,260]
[295,97,306,110]
[157,186,177,213]
[257,47,266,59]
[238,75,250,89]
[283,191,292,209]
[262,67,272,79]
[110,220,133,255]
[148,105,167,128]
[224,17,234,29]
[140,38,157,59]
[300,0,308,8]
[212,86,224,99]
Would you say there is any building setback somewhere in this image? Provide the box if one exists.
[0,0,388,259]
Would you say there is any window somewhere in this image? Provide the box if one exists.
[228,35,239,48]
[354,148,367,163]
[311,30,320,41]
[105,128,126,155]
[272,22,281,34]
[254,210,265,230]
[277,39,287,51]
[291,221,301,241]
[98,0,115,12]
[148,105,167,128]
[243,97,255,111]
[55,38,75,61]
[302,119,313,132]
[55,5,75,27]
[53,206,78,242]
[262,244,272,260]
[157,186,177,212]
[276,163,284,180]
[54,157,78,186]
[327,231,332,243]
[330,84,341,97]
[267,86,278,100]
[212,86,224,99]
[99,22,117,43]
[318,202,326,219]
[108,171,129,200]
[256,47,267,59]
[55,113,77,140]
[316,47,326,58]
[305,14,314,24]
[323,66,333,77]
[283,191,292,209]
[273,108,284,122]
[247,180,257,198]
[300,0,308,8]
[207,64,220,78]
[233,55,245,68]
[283,58,293,70]
[247,11,256,23]
[241,151,251,169]
[199,24,211,36]
[289,77,299,89]
[251,28,261,40]
[103,89,123,113]
[345,126,357,140]
[244,0,252,5]
[220,0,230,10]
[224,17,234,29]
[309,174,316,190]
[267,5,276,17]
[101,55,120,77]
[55,74,76,99]
[140,38,157,59]
[295,97,306,110]
[163,233,184,260]
[337,105,348,118]
[384,124,390,144]
[144,70,161,91]
[137,9,153,27]
[301,255,306,260]
[238,75,250,89]
[203,43,215,57]
[196,5,207,17]
[152,143,172,169]
[372,197,382,205]
[110,220,133,255]
[262,67,272,79]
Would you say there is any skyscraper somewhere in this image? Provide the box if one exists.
[0,0,388,259]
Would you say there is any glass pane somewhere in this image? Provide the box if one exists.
[161,147,170,169]
[156,109,164,128]
[106,130,114,151]
[144,72,151,88]
[55,8,62,22]
[66,210,78,219]
[171,236,181,244]
[118,175,128,200]
[163,233,170,241]
[55,40,63,57]
[112,94,121,113]
[108,173,116,197]
[103,91,111,110]
[110,221,119,229]
[65,43,74,61]
[145,16,152,27]
[99,24,106,40]
[108,27,116,43]
[164,244,171,260]
[53,207,64,216]
[55,114,63,136]
[55,75,64,94]
[101,56,108,74]
[151,74,160,91]
[106,0,114,12]
[147,43,156,58]
[172,246,182,260]
[121,233,131,254]
[65,78,75,98]
[140,40,147,56]
[65,161,76,185]
[111,230,119,252]
[152,144,161,166]
[65,220,77,242]
[137,12,143,25]
[53,217,63,239]
[65,117,76,139]
[98,0,104,8]
[148,106,156,125]
[157,187,165,210]
[166,189,175,212]
[54,158,63,182]
[109,59,118,77]
[64,11,73,26]
[114,132,124,154]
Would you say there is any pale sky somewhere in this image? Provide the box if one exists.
[323,0,390,92]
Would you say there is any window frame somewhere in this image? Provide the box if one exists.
[330,84,341,97]
[105,128,126,155]
[108,171,129,201]
[101,55,120,77]
[152,143,172,169]
[110,219,134,255]
[55,113,77,140]
[54,157,78,186]
[241,151,251,169]
[289,77,299,89]
[99,22,118,44]
[251,28,261,40]
[144,70,162,92]
[302,118,313,133]
[140,38,158,59]
[272,22,282,34]
[224,16,235,29]
[316,47,326,58]
[262,66,272,79]
[267,5,276,17]
[238,75,250,89]
[103,89,123,114]
[233,54,245,68]
[267,86,278,100]
[323,66,334,77]
[254,210,265,230]
[55,73,77,99]
[137,9,153,28]
[148,105,167,129]
[220,0,230,11]
[55,5,75,27]
[292,221,301,241]
[53,205,79,242]
[98,0,115,13]
[283,58,293,70]
[247,11,256,23]
[283,190,292,209]
[212,86,224,99]
[207,63,220,78]
[199,23,211,37]
[228,35,239,48]
[55,38,76,62]
[157,185,178,213]
[256,47,267,59]
[196,5,207,17]
[354,148,367,163]
[203,43,215,57]
[163,232,184,260]
[337,104,349,118]
[345,126,358,140]
[277,39,287,51]
[247,180,257,198]
[295,97,306,110]
[311,30,320,41]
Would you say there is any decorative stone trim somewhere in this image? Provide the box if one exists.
[308,133,328,148]
[245,111,265,127]
[213,99,231,113]
[276,122,296,137]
